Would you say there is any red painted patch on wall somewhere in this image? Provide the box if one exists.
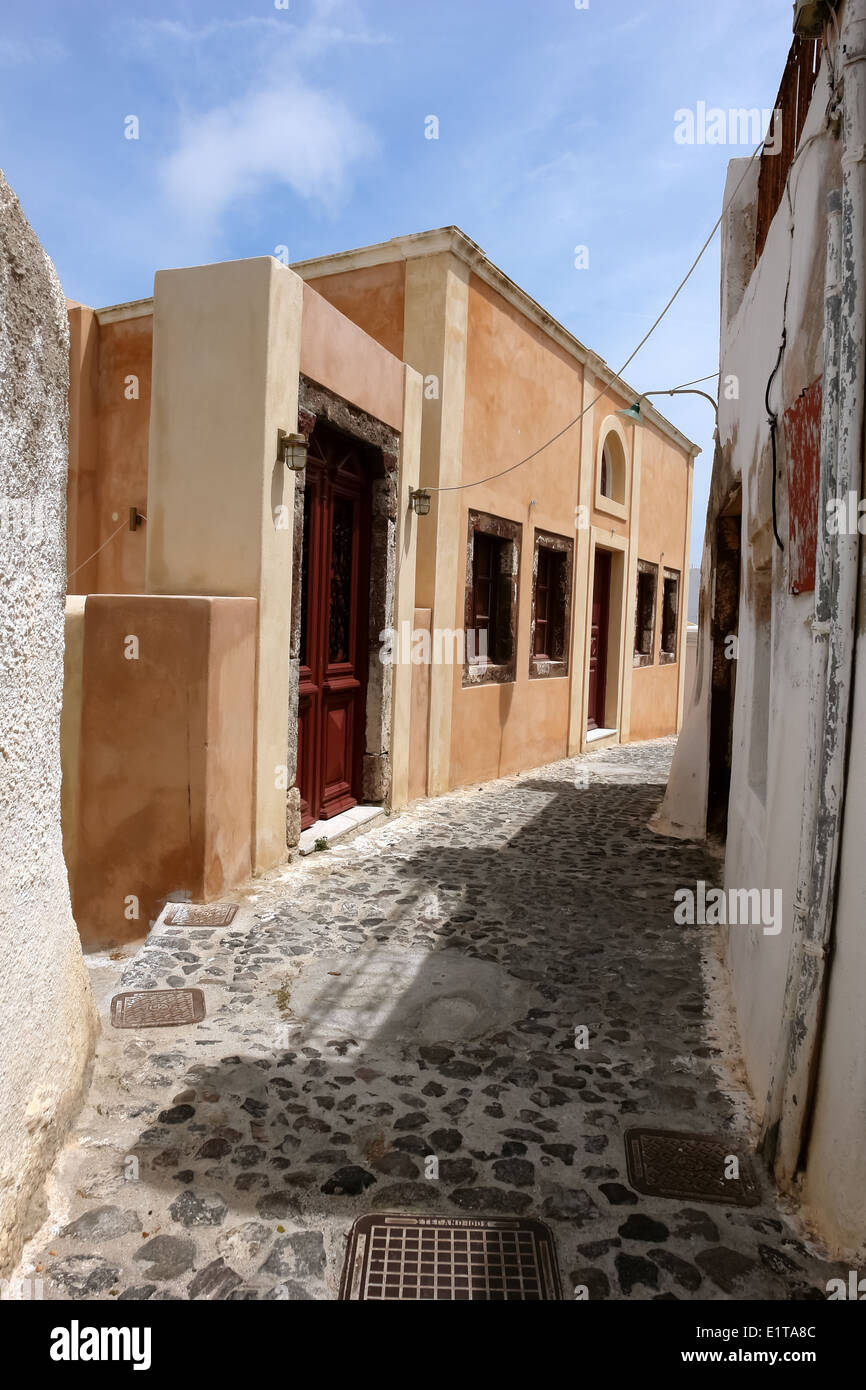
[784,377,822,595]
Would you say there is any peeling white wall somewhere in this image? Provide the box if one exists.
[715,96,833,1106]
[0,169,98,1274]
[658,41,866,1256]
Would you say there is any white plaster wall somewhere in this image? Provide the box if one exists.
[659,50,866,1254]
[716,63,837,1107]
[805,646,866,1257]
[0,170,98,1274]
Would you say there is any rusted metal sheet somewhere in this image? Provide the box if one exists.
[785,377,823,594]
[755,37,821,262]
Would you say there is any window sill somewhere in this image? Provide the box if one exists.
[594,490,628,522]
[463,661,515,688]
[633,653,654,668]
[586,726,618,744]
[530,658,569,680]
[659,650,677,665]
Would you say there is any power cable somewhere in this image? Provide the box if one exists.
[424,144,764,495]
[67,513,146,581]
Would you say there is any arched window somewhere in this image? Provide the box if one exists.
[596,426,627,511]
[600,444,612,498]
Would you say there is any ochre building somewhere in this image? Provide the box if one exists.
[63,228,697,944]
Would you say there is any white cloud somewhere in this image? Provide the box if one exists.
[0,36,64,65]
[161,81,375,228]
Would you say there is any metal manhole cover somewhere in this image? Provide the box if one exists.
[110,989,206,1029]
[163,902,238,926]
[339,1214,562,1301]
[625,1128,760,1207]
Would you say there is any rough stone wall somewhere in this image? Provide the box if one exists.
[0,169,98,1274]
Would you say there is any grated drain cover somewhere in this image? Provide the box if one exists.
[163,902,238,926]
[624,1128,760,1207]
[110,988,206,1029]
[339,1214,562,1300]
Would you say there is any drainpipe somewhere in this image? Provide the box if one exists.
[762,0,866,1185]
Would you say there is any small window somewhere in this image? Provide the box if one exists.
[530,531,573,678]
[464,510,521,684]
[472,532,501,655]
[600,444,613,499]
[634,560,658,666]
[660,568,680,663]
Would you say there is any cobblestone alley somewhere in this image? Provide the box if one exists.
[15,739,844,1301]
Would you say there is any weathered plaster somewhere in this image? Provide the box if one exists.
[657,33,866,1255]
[0,169,98,1275]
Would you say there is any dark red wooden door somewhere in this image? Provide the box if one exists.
[297,426,370,829]
[588,548,611,730]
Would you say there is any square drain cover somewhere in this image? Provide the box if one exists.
[339,1214,562,1301]
[163,902,238,926]
[625,1128,760,1207]
[110,989,206,1029]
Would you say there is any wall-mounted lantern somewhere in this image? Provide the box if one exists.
[278,429,308,471]
[410,487,431,516]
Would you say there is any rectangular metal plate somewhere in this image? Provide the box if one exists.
[163,902,238,926]
[110,989,206,1029]
[339,1214,562,1301]
[625,1128,760,1207]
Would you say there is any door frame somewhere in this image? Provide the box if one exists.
[297,424,372,829]
[587,547,611,729]
[581,530,629,749]
[287,378,403,844]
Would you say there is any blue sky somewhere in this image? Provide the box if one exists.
[0,0,796,561]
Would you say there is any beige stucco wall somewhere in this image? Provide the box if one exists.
[65,258,416,887]
[629,422,692,742]
[390,366,423,811]
[301,259,406,360]
[300,283,404,431]
[300,239,694,789]
[146,257,301,874]
[449,273,583,786]
[66,306,151,595]
[0,170,98,1276]
[72,595,256,946]
[402,252,470,795]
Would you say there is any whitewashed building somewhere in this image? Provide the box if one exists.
[658,0,866,1258]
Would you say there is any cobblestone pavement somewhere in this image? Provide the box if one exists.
[15,739,845,1301]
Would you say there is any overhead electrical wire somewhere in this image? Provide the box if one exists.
[424,143,766,496]
[67,512,147,581]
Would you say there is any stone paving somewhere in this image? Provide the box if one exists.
[14,738,845,1301]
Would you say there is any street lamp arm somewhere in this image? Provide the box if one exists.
[643,387,719,418]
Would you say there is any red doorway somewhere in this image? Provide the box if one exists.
[297,425,371,829]
[588,548,611,730]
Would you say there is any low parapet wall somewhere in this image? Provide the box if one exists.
[66,594,256,946]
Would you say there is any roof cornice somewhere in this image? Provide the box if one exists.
[94,297,154,325]
[292,226,700,458]
[79,230,700,459]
